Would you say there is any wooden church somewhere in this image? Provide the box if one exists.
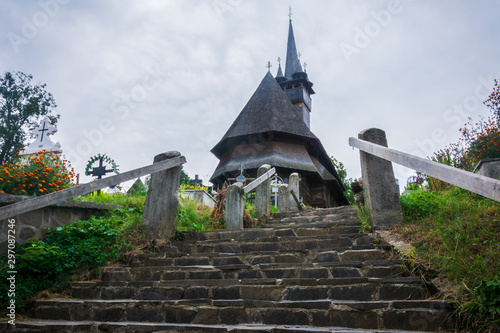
[210,18,348,207]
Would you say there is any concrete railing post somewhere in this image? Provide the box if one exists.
[358,128,402,230]
[255,164,272,221]
[277,184,291,213]
[225,182,245,229]
[289,173,300,212]
[142,151,182,239]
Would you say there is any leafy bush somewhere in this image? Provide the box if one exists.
[466,280,500,323]
[330,156,355,204]
[0,151,75,195]
[0,208,142,308]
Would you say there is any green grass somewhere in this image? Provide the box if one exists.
[73,191,146,210]
[176,198,219,232]
[394,186,500,331]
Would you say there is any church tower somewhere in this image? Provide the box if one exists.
[209,15,348,208]
[276,18,315,128]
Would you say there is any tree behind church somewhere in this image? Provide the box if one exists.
[0,71,59,164]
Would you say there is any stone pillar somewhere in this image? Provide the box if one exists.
[255,164,272,221]
[225,182,245,229]
[288,173,300,212]
[358,128,402,230]
[142,151,181,239]
[277,184,291,213]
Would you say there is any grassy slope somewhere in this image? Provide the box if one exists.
[394,187,500,331]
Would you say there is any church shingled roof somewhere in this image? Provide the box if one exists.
[211,71,317,158]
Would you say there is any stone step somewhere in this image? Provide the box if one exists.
[70,277,426,301]
[180,225,362,242]
[129,248,391,268]
[1,320,449,333]
[100,259,406,283]
[271,206,358,219]
[152,234,387,256]
[28,299,454,331]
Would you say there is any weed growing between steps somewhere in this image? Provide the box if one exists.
[394,186,500,331]
[177,198,221,232]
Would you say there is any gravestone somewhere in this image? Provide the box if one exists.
[278,184,291,213]
[142,151,181,239]
[20,116,62,155]
[127,179,145,195]
[225,182,245,229]
[190,174,203,187]
[255,164,272,221]
[474,158,500,180]
[289,173,300,212]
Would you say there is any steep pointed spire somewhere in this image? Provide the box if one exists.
[276,63,284,78]
[284,19,303,79]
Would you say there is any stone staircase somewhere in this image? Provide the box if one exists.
[7,206,455,332]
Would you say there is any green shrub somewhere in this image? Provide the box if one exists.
[0,208,142,308]
[466,280,500,323]
[399,188,446,221]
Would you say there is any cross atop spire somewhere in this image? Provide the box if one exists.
[267,61,272,72]
[289,6,293,20]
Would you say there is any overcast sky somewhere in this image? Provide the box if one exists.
[1,0,499,190]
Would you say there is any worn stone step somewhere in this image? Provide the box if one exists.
[151,235,387,256]
[129,250,392,271]
[71,277,425,301]
[180,225,363,242]
[99,260,406,284]
[271,206,358,219]
[1,320,447,333]
[29,299,454,331]
[129,248,392,268]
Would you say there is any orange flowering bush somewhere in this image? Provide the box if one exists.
[436,80,500,171]
[0,150,75,196]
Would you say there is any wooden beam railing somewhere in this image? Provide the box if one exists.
[0,155,186,221]
[349,137,500,202]
[243,167,276,194]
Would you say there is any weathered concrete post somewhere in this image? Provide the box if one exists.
[255,164,272,221]
[225,182,245,229]
[289,173,300,212]
[142,151,181,239]
[277,184,291,213]
[358,128,402,230]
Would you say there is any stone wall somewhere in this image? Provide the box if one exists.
[0,193,121,254]
[181,190,216,207]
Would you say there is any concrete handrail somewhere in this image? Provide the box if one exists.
[349,136,500,202]
[0,155,186,220]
